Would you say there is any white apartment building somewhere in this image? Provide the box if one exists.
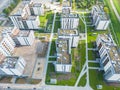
[0,33,15,57]
[58,29,79,47]
[0,56,26,76]
[55,38,72,73]
[96,34,120,82]
[61,14,79,30]
[91,5,110,30]
[2,27,35,46]
[29,1,44,15]
[62,0,72,12]
[9,1,40,30]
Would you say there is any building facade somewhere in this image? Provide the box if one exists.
[58,29,79,47]
[0,34,15,57]
[55,38,72,72]
[9,1,41,30]
[96,34,120,82]
[61,14,79,30]
[0,57,26,76]
[91,5,110,30]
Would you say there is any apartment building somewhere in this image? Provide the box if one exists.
[29,1,44,15]
[0,33,15,57]
[62,0,72,12]
[58,29,79,47]
[2,27,35,46]
[55,38,72,72]
[96,34,120,82]
[91,5,110,30]
[9,1,40,30]
[61,14,79,30]
[0,56,26,76]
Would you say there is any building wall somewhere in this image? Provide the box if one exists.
[61,17,79,29]
[55,64,72,72]
[0,57,26,76]
[31,6,44,15]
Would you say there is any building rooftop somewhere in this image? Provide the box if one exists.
[98,34,116,46]
[62,0,71,7]
[108,46,120,74]
[56,38,71,64]
[92,5,109,20]
[10,1,25,15]
[0,57,19,69]
[58,29,79,36]
[62,13,79,18]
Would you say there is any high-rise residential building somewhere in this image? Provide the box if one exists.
[58,29,79,47]
[91,5,110,30]
[61,14,79,30]
[9,1,40,30]
[0,56,26,76]
[96,34,120,82]
[55,38,72,72]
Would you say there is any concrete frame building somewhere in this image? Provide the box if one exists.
[96,34,120,82]
[2,27,35,46]
[61,14,79,30]
[55,38,72,73]
[9,1,40,30]
[0,56,26,76]
[29,0,44,15]
[58,29,79,47]
[91,5,110,30]
[0,33,15,57]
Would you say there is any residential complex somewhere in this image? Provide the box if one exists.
[55,38,72,72]
[9,0,43,30]
[0,57,26,76]
[58,29,79,47]
[0,33,15,58]
[96,34,120,82]
[91,5,110,30]
[2,27,35,46]
[61,14,79,30]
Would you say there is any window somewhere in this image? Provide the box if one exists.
[103,58,109,67]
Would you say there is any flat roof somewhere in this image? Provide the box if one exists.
[62,13,79,18]
[0,57,19,69]
[10,1,25,15]
[98,34,116,46]
[58,29,79,36]
[62,0,71,7]
[56,38,71,64]
[92,5,109,20]
[108,46,120,74]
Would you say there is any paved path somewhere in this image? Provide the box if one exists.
[41,12,56,85]
[110,0,120,22]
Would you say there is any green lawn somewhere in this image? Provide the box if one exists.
[88,63,100,67]
[54,13,61,33]
[49,57,56,61]
[89,70,120,90]
[46,40,86,86]
[39,11,53,28]
[104,0,120,47]
[113,0,120,15]
[78,73,86,86]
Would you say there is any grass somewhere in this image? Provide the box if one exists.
[46,40,86,86]
[89,70,120,90]
[113,0,120,15]
[50,39,56,56]
[88,50,96,60]
[49,57,56,61]
[88,63,100,67]
[54,13,61,33]
[39,11,53,28]
[78,73,86,86]
[104,0,120,47]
